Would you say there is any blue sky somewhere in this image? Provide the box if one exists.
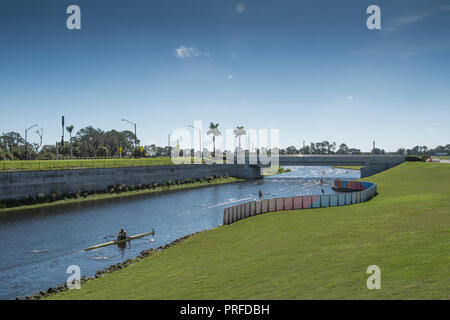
[0,0,449,151]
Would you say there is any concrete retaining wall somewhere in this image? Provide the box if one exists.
[223,180,377,225]
[0,164,262,201]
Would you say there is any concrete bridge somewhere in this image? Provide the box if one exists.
[277,155,405,177]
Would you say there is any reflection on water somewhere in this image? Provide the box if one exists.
[0,166,359,299]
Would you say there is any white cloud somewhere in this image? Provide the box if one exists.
[174,46,210,58]
[236,4,245,13]
[432,122,440,126]
[387,5,450,32]
[347,96,353,100]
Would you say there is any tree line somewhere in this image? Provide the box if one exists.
[0,126,145,160]
[279,142,450,156]
[0,125,448,160]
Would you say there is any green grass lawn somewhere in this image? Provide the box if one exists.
[0,158,176,172]
[49,162,450,300]
[0,156,236,172]
[261,166,292,176]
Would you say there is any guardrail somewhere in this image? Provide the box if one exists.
[223,180,377,225]
[280,154,404,157]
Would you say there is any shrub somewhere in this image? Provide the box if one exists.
[405,155,425,162]
[51,191,62,201]
[97,146,109,157]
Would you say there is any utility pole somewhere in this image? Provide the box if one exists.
[25,124,38,160]
[168,133,171,157]
[61,116,65,146]
[121,119,137,148]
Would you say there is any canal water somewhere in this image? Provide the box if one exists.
[0,166,359,299]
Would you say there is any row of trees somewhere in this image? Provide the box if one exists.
[1,123,448,160]
[0,122,231,160]
[0,122,230,160]
[279,143,450,156]
[0,126,140,160]
[280,142,362,155]
[396,145,450,156]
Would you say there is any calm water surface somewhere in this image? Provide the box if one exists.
[0,166,359,299]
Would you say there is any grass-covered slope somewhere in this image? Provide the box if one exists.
[50,163,450,299]
[333,165,364,170]
[0,157,176,172]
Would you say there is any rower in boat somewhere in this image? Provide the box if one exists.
[117,228,127,241]
[85,230,155,251]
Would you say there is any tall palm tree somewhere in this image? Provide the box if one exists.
[207,122,221,156]
[66,125,74,158]
[233,126,246,150]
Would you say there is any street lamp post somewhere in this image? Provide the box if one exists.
[121,119,137,149]
[25,124,38,160]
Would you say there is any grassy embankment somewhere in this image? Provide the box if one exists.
[48,162,449,299]
[0,177,243,214]
[0,156,262,172]
[261,166,292,176]
[0,157,176,172]
[333,166,364,170]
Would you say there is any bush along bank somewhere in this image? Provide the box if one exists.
[0,175,241,212]
[18,232,201,300]
[261,166,291,176]
[405,155,428,162]
[277,167,291,174]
